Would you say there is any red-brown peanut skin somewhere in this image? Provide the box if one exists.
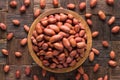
[12,19,20,26]
[4,65,10,73]
[103,75,108,80]
[111,26,120,34]
[89,51,94,62]
[9,0,17,8]
[67,3,75,10]
[35,23,43,34]
[90,0,97,8]
[24,0,30,7]
[93,63,100,72]
[108,60,117,67]
[19,5,26,13]
[97,77,103,80]
[92,48,100,55]
[34,9,41,18]
[20,38,27,46]
[69,38,77,47]
[33,75,39,80]
[75,73,81,80]
[7,33,14,40]
[1,49,8,56]
[62,38,71,51]
[108,16,115,25]
[102,41,109,48]
[79,2,86,11]
[44,28,55,36]
[50,34,63,43]
[106,0,114,5]
[53,43,63,51]
[0,23,7,30]
[48,24,60,33]
[98,10,106,20]
[77,66,84,75]
[25,66,31,76]
[24,25,29,32]
[92,31,99,38]
[40,0,46,9]
[53,0,59,8]
[42,69,46,77]
[83,73,89,80]
[50,76,55,80]
[15,70,21,79]
[110,50,116,59]
[87,19,92,26]
[85,13,92,18]
[15,52,22,57]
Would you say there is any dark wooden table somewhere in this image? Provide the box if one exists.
[0,0,120,80]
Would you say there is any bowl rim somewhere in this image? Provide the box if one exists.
[28,8,92,73]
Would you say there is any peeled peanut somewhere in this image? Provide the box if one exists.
[58,53,65,61]
[15,70,21,79]
[33,75,39,80]
[90,0,97,8]
[111,26,120,34]
[98,10,106,20]
[69,38,76,47]
[87,19,92,26]
[34,9,41,18]
[24,0,30,7]
[67,3,75,10]
[89,51,94,62]
[85,13,92,18]
[83,73,89,80]
[77,42,86,49]
[15,52,22,57]
[79,2,86,11]
[25,66,31,76]
[77,66,84,75]
[53,43,63,51]
[60,25,70,33]
[75,73,81,80]
[92,31,99,38]
[108,60,117,67]
[103,75,108,80]
[50,35,62,43]
[102,41,109,48]
[4,65,10,73]
[106,0,114,5]
[53,0,59,7]
[20,38,27,46]
[42,69,46,77]
[110,50,116,59]
[7,33,14,40]
[12,19,20,26]
[92,48,99,55]
[24,25,29,32]
[0,23,7,30]
[1,49,8,56]
[19,5,26,13]
[9,0,17,8]
[40,0,46,9]
[48,24,60,33]
[108,16,115,25]
[93,63,100,72]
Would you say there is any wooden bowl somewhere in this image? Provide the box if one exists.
[28,8,92,73]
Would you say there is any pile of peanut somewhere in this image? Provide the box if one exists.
[31,13,87,69]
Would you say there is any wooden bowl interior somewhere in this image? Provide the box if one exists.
[28,8,92,73]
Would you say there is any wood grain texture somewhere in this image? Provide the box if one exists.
[0,64,5,80]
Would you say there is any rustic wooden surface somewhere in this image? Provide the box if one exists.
[0,0,120,80]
